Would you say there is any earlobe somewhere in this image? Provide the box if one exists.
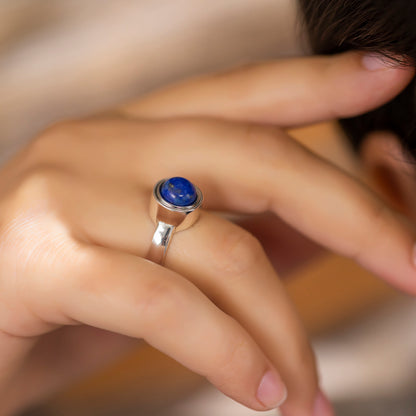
[360,131,416,218]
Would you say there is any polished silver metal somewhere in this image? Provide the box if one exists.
[146,179,203,265]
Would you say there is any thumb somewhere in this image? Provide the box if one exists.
[121,51,414,127]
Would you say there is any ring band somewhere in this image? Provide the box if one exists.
[146,177,203,265]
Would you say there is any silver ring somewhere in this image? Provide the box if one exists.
[146,177,203,265]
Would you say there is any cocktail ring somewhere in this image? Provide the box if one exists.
[146,177,203,265]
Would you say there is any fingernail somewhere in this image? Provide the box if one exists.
[362,53,396,71]
[313,390,334,416]
[256,370,287,409]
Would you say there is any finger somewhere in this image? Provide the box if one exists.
[50,117,416,294]
[32,118,416,293]
[121,118,416,295]
[55,244,287,411]
[168,213,321,416]
[121,51,414,127]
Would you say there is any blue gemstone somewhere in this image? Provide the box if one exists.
[160,177,197,206]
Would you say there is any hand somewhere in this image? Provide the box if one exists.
[0,51,413,416]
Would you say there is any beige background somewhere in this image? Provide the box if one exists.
[0,0,302,160]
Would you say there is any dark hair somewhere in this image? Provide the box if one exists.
[298,0,416,157]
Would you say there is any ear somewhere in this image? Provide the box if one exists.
[360,131,416,219]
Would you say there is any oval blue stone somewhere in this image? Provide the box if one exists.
[160,177,197,206]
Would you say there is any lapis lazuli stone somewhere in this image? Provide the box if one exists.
[160,177,197,206]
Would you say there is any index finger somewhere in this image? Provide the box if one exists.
[121,51,414,127]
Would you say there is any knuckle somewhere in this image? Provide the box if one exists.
[137,278,183,330]
[14,166,59,205]
[213,226,264,276]
[31,120,79,150]
[27,119,87,165]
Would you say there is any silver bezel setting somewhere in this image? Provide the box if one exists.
[147,178,204,265]
[153,179,203,213]
[149,178,203,232]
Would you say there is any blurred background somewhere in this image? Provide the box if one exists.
[1,1,416,415]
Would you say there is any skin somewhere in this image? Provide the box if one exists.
[0,51,414,416]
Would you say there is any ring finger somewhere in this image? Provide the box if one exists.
[67,182,321,416]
